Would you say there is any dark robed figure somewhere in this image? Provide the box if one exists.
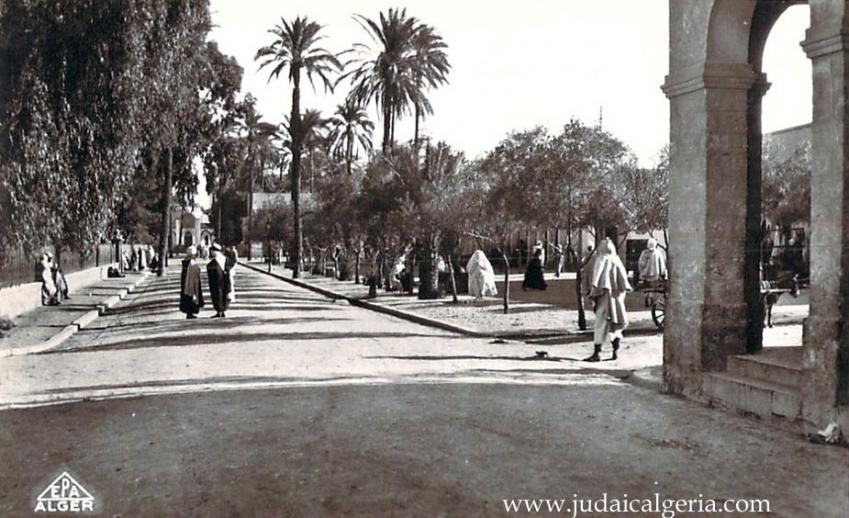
[207,243,231,318]
[523,249,548,291]
[180,246,204,319]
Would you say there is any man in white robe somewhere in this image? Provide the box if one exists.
[637,238,666,284]
[585,238,632,362]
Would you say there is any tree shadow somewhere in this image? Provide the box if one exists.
[365,354,584,362]
[51,331,465,354]
[495,305,563,315]
[224,304,338,312]
[80,316,349,335]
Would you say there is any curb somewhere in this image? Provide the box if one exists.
[0,272,151,358]
[241,263,668,393]
[240,262,663,342]
[240,262,489,338]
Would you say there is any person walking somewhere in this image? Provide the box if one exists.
[180,246,204,319]
[553,244,564,277]
[207,243,231,318]
[225,246,238,305]
[523,248,548,290]
[584,238,632,362]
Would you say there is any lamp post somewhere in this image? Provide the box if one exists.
[266,219,272,273]
[112,229,125,274]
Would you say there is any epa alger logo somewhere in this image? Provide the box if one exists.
[35,472,95,513]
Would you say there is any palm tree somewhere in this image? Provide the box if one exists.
[238,96,278,260]
[410,25,450,147]
[342,8,422,152]
[270,122,292,182]
[283,108,330,192]
[255,16,341,278]
[328,99,374,175]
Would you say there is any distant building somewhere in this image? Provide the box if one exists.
[763,123,810,162]
[172,208,213,249]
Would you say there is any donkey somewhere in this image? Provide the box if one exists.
[760,273,800,328]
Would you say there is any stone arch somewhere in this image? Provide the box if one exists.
[707,0,758,64]
[665,0,849,436]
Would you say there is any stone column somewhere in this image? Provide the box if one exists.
[662,63,758,396]
[745,74,771,354]
[801,22,849,431]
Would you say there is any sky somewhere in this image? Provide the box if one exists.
[206,0,812,170]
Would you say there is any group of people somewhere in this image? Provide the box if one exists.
[179,243,238,319]
[122,243,159,273]
[465,237,668,363]
[36,252,69,306]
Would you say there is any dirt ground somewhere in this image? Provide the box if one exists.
[276,266,808,338]
[1,383,847,517]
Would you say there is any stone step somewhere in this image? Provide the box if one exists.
[702,372,801,421]
[727,352,803,389]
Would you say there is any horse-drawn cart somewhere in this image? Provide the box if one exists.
[635,279,667,329]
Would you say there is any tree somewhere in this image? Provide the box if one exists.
[0,0,153,261]
[209,189,246,246]
[237,95,277,259]
[256,16,342,278]
[762,140,810,228]
[383,142,464,298]
[328,99,374,176]
[475,120,634,322]
[132,0,214,276]
[343,8,422,152]
[283,108,330,193]
[204,133,245,238]
[410,25,450,147]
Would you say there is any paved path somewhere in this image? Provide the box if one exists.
[0,271,148,356]
[0,266,665,408]
[0,265,845,517]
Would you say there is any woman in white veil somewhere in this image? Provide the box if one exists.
[466,250,498,301]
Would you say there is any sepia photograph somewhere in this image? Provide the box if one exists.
[0,0,848,516]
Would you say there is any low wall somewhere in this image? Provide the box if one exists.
[0,263,116,320]
[494,277,648,312]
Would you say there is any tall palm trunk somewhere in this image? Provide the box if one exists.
[390,107,396,148]
[446,253,458,303]
[500,245,510,314]
[382,101,391,153]
[346,128,354,175]
[290,67,303,279]
[247,142,254,260]
[354,241,361,283]
[157,148,173,277]
[575,228,587,330]
[418,243,440,299]
[414,102,420,148]
[216,188,222,239]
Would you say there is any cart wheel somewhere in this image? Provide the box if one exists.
[651,293,666,329]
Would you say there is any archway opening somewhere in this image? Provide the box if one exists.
[758,3,811,352]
